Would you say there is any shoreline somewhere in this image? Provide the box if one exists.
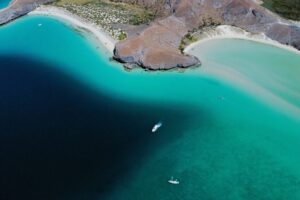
[184,26,300,121]
[184,25,300,56]
[29,5,116,53]
[0,0,15,11]
[28,6,300,68]
[2,0,17,10]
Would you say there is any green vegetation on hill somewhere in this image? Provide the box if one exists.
[55,0,96,5]
[179,33,198,53]
[263,0,300,20]
[52,0,157,40]
[178,17,221,53]
[54,0,156,25]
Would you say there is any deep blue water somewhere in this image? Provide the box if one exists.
[1,15,300,200]
[0,55,194,200]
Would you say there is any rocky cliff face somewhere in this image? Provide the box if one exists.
[114,0,300,70]
[0,0,53,25]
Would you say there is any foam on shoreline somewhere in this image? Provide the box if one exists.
[184,25,300,56]
[29,5,116,53]
[0,0,15,10]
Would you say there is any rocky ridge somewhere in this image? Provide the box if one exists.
[1,0,300,71]
[114,0,300,70]
[0,0,54,25]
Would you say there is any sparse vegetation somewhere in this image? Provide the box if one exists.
[179,18,221,52]
[52,0,157,40]
[129,12,156,25]
[179,33,198,52]
[118,31,127,40]
[262,0,300,20]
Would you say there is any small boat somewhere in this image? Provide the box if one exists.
[152,121,162,132]
[168,177,179,185]
[38,23,43,27]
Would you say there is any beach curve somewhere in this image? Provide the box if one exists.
[184,25,300,56]
[29,5,116,53]
[185,34,300,121]
[27,6,300,121]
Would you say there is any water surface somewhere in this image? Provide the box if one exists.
[1,16,300,200]
[0,0,11,9]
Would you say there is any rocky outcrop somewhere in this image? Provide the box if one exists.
[114,15,201,70]
[114,0,300,70]
[221,0,300,49]
[0,0,53,25]
[1,0,299,70]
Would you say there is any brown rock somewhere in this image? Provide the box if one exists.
[1,0,299,70]
[114,0,300,70]
[0,0,54,25]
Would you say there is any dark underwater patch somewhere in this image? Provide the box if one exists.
[0,55,208,200]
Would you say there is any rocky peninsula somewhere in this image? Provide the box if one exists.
[114,0,300,70]
[1,0,300,70]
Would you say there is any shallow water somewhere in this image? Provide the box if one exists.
[1,16,300,200]
[188,39,300,116]
[0,0,11,9]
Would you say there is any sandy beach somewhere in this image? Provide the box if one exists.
[29,6,116,53]
[185,27,300,121]
[184,25,300,56]
[28,5,300,63]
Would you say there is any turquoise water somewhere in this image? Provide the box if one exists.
[188,39,300,118]
[1,16,300,200]
[0,0,11,9]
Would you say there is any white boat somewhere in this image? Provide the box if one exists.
[168,177,179,185]
[152,122,162,132]
[38,23,43,27]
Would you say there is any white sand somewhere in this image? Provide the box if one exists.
[29,5,116,53]
[184,25,300,56]
[185,25,300,121]
[29,6,299,57]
